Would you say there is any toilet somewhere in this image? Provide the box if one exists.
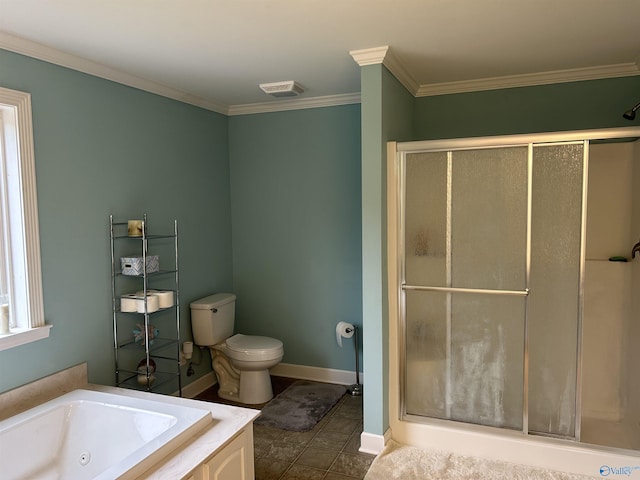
[190,293,284,404]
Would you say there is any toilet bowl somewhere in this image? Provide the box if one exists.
[213,334,283,404]
[190,293,284,405]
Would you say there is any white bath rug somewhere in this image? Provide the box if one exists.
[364,440,596,480]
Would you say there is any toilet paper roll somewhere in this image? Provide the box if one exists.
[336,321,354,347]
[136,290,174,309]
[120,294,138,312]
[136,294,159,313]
[154,290,174,309]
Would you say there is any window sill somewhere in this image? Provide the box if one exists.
[0,325,52,352]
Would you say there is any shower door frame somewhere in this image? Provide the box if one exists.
[391,126,640,443]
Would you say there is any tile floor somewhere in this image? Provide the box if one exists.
[195,376,375,480]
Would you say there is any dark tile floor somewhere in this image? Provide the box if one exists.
[195,376,375,480]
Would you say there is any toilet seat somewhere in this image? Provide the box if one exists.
[225,334,283,362]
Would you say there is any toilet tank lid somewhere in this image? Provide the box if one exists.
[190,293,236,310]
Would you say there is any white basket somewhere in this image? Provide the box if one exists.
[120,255,159,276]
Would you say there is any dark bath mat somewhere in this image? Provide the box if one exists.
[255,380,346,432]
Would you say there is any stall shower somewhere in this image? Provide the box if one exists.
[581,140,640,450]
[394,128,640,454]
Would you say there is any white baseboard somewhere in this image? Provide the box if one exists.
[360,429,391,455]
[180,363,361,398]
[181,372,216,399]
[270,363,362,386]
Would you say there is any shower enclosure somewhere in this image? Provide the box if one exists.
[394,127,640,451]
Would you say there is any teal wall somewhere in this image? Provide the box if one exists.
[0,47,364,395]
[414,76,640,139]
[0,49,233,392]
[360,64,414,436]
[228,106,362,370]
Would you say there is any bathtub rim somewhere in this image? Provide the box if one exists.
[0,364,260,479]
[0,387,214,480]
[87,384,260,479]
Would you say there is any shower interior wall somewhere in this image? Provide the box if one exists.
[582,141,640,449]
[631,143,640,430]
[627,142,640,424]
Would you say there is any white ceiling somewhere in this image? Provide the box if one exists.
[1,0,640,113]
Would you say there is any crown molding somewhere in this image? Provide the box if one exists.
[380,49,420,95]
[227,92,361,116]
[0,31,228,114]
[416,62,640,97]
[350,46,419,95]
[4,32,638,116]
[352,45,640,98]
[0,30,360,116]
[350,46,390,66]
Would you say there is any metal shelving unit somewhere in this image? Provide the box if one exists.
[109,214,181,396]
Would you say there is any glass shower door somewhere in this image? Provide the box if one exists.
[403,146,529,430]
[401,141,585,437]
[528,143,585,438]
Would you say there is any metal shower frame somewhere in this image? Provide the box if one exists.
[394,126,640,441]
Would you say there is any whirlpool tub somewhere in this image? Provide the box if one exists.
[0,389,212,480]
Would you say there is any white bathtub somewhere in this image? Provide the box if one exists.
[0,389,213,480]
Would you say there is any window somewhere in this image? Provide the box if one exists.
[0,86,49,351]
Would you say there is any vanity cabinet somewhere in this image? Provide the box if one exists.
[109,214,182,396]
[184,430,254,480]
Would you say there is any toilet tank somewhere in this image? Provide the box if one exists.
[190,293,236,346]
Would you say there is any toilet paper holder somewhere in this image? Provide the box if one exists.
[348,325,362,396]
[336,321,362,397]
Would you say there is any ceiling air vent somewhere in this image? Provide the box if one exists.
[259,81,304,98]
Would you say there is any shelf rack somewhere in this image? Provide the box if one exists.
[109,214,181,396]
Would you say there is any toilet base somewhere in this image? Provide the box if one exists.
[238,369,274,404]
[217,389,239,402]
[211,350,240,402]
[211,347,275,405]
